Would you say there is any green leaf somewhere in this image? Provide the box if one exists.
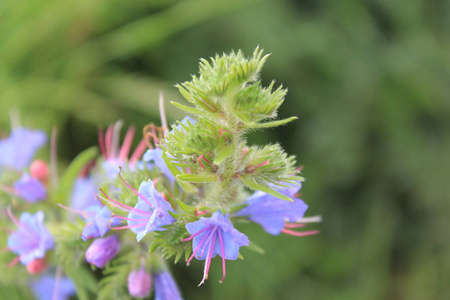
[176,198,195,213]
[241,177,292,201]
[56,147,98,205]
[171,101,208,117]
[214,144,235,164]
[176,173,218,183]
[246,241,266,255]
[248,117,297,129]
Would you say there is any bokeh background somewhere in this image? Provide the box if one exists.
[1,0,449,299]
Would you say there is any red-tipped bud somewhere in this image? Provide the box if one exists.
[30,160,49,183]
[26,258,46,274]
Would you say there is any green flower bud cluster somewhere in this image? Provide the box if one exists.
[162,47,303,206]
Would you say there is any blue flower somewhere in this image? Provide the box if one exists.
[154,270,183,300]
[71,176,98,210]
[13,174,47,202]
[235,182,309,235]
[80,205,121,241]
[85,235,120,268]
[0,128,46,171]
[7,210,54,265]
[143,149,175,183]
[128,266,152,298]
[184,211,249,285]
[102,178,176,242]
[31,274,75,300]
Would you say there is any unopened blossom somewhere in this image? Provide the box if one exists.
[128,266,152,298]
[13,173,47,202]
[102,177,175,242]
[85,235,120,268]
[26,258,47,275]
[235,181,319,236]
[154,270,183,300]
[0,128,46,171]
[30,160,49,183]
[184,211,249,285]
[7,210,54,264]
[31,274,75,300]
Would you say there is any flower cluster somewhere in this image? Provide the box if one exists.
[0,48,320,299]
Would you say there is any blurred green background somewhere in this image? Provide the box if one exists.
[1,0,449,299]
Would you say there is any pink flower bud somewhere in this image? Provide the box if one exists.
[128,267,152,298]
[26,258,46,274]
[30,160,49,183]
[85,235,120,268]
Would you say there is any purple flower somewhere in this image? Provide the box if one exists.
[70,176,98,211]
[7,210,54,264]
[13,173,47,202]
[102,177,175,242]
[81,205,122,241]
[0,128,46,171]
[143,149,175,183]
[85,235,120,268]
[31,274,75,300]
[235,182,309,235]
[128,266,152,298]
[154,270,183,300]
[184,211,249,285]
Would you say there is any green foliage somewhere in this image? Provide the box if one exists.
[54,219,90,266]
[97,249,136,300]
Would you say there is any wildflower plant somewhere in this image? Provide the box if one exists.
[0,48,319,299]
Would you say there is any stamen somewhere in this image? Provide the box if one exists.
[110,222,148,230]
[7,256,20,267]
[284,223,306,229]
[119,126,136,162]
[281,228,319,237]
[52,266,62,300]
[129,139,147,164]
[6,206,20,227]
[57,203,85,216]
[199,228,217,286]
[118,168,153,208]
[0,184,18,196]
[181,225,213,242]
[110,121,124,160]
[99,189,151,216]
[218,230,226,283]
[187,227,213,266]
[105,125,114,159]
[111,214,144,222]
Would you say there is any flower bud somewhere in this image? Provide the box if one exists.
[30,160,49,183]
[85,235,120,268]
[128,267,152,298]
[26,258,46,274]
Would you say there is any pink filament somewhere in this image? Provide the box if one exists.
[281,228,320,237]
[187,227,213,266]
[218,230,226,283]
[105,125,113,159]
[283,223,306,229]
[181,225,213,242]
[119,126,136,162]
[110,222,147,230]
[6,206,20,227]
[199,228,217,286]
[129,139,148,164]
[118,168,153,208]
[100,189,151,216]
[111,214,144,222]
[7,256,20,267]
